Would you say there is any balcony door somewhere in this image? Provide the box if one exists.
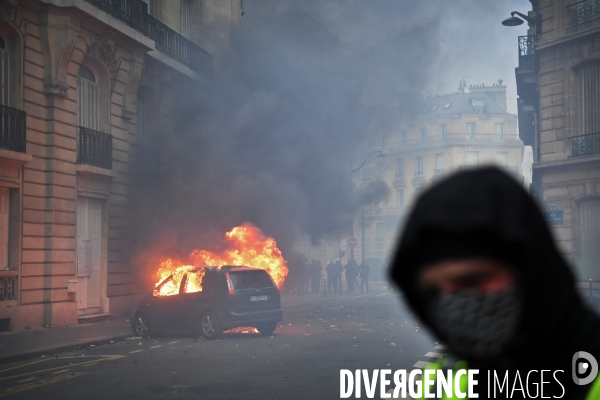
[76,197,103,315]
[0,35,10,107]
[0,187,7,270]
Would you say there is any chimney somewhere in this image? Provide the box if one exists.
[468,79,507,112]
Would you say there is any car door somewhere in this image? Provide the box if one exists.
[150,275,187,332]
[177,269,219,331]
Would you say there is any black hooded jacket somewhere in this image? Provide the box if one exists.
[389,167,600,399]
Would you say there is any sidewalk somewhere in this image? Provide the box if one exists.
[0,281,393,365]
[0,316,133,365]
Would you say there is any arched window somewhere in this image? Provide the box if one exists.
[78,65,100,130]
[0,34,10,106]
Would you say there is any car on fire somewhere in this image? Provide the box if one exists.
[130,266,283,339]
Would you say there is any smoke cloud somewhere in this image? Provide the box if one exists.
[129,0,529,282]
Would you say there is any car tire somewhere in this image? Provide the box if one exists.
[133,312,152,338]
[199,310,222,339]
[256,322,278,335]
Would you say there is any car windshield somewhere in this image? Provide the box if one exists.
[229,270,275,289]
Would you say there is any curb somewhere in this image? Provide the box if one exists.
[0,333,132,366]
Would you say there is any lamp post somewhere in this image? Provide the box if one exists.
[350,150,385,262]
[502,10,539,38]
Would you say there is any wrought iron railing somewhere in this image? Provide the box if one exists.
[83,0,213,77]
[0,273,17,302]
[0,105,26,153]
[383,133,522,153]
[571,132,600,157]
[414,170,423,177]
[84,0,147,32]
[518,35,536,68]
[77,127,113,169]
[434,168,444,174]
[395,172,404,178]
[144,14,213,77]
[568,0,600,31]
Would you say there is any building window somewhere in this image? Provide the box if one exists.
[397,189,404,207]
[400,131,407,145]
[466,151,479,166]
[472,99,485,112]
[439,123,447,138]
[181,0,191,39]
[396,159,404,178]
[495,151,508,166]
[578,64,600,134]
[435,152,444,173]
[420,127,426,143]
[465,122,475,140]
[494,123,504,140]
[78,65,100,130]
[0,35,10,107]
[415,156,423,176]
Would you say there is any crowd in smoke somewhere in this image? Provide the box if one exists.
[128,0,528,284]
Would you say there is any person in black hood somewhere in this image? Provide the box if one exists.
[389,167,600,399]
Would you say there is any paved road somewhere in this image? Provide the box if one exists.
[0,288,440,400]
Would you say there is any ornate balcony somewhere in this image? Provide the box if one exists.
[518,35,536,68]
[0,105,26,153]
[571,132,600,157]
[568,0,600,31]
[77,127,113,170]
[84,0,213,77]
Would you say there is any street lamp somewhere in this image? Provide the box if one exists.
[350,150,386,262]
[502,11,537,27]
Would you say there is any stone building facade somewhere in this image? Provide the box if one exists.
[0,0,241,330]
[352,84,523,263]
[517,0,600,279]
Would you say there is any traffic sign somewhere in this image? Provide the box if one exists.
[347,237,358,247]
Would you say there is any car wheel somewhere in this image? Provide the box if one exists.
[256,322,278,335]
[199,311,222,339]
[133,312,151,338]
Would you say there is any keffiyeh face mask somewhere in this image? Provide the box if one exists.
[429,289,521,359]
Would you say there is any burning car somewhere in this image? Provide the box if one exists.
[130,266,283,339]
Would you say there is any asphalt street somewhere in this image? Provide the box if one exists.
[0,286,439,400]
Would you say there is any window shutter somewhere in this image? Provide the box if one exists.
[0,48,10,107]
[78,77,100,130]
[579,65,600,134]
[138,98,147,145]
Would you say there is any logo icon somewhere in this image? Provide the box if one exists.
[573,351,599,385]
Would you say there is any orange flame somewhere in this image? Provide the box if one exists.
[154,223,288,296]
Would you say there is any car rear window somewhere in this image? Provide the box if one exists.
[229,271,275,289]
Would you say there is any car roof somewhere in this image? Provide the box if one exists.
[196,265,264,273]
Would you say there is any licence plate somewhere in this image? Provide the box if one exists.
[250,295,268,301]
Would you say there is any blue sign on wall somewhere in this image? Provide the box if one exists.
[545,204,563,225]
